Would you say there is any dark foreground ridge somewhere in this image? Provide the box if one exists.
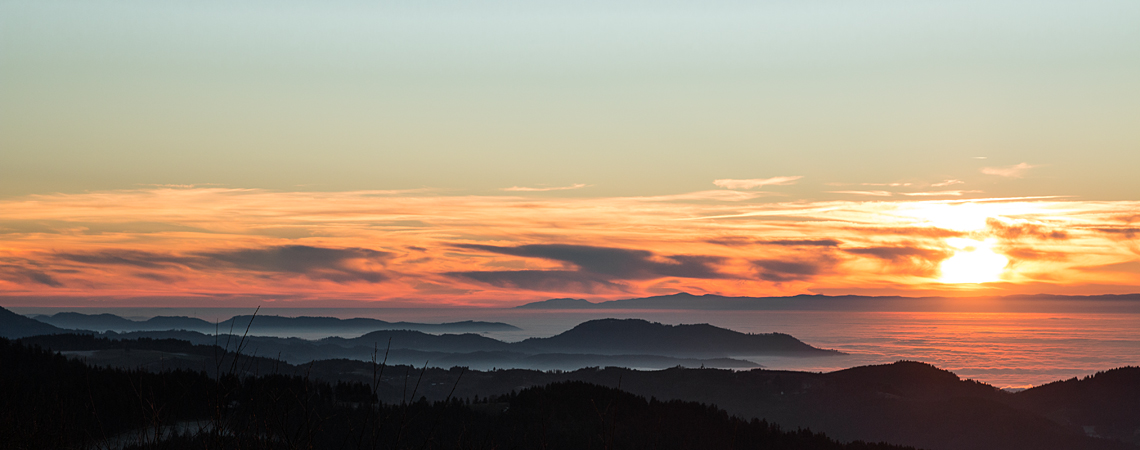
[0,337,912,450]
[8,333,1140,450]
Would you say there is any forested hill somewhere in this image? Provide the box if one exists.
[0,306,66,339]
[519,318,841,356]
[11,333,1140,450]
[0,337,914,450]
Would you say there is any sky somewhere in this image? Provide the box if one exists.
[1,0,1139,307]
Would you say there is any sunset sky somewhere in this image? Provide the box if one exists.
[2,0,1138,307]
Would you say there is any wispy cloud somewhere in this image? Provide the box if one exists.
[631,190,768,202]
[986,218,1068,241]
[752,256,837,282]
[713,176,802,190]
[452,244,730,280]
[56,246,392,284]
[0,187,1136,304]
[982,163,1035,178]
[827,190,893,197]
[900,190,982,197]
[932,179,964,187]
[843,245,951,277]
[0,265,63,287]
[502,183,589,192]
[136,183,223,188]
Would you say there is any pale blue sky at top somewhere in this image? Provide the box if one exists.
[2,0,1138,200]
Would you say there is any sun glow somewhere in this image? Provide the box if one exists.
[939,238,1008,284]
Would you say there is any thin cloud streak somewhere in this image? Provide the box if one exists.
[982,163,1036,178]
[713,176,802,189]
[828,190,893,197]
[900,190,982,197]
[502,183,589,192]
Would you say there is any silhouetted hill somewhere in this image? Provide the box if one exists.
[1,337,914,450]
[12,334,1139,450]
[826,360,999,400]
[0,306,69,339]
[1010,367,1140,445]
[514,297,596,309]
[520,318,841,357]
[32,311,520,334]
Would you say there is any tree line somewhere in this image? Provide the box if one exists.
[0,336,916,450]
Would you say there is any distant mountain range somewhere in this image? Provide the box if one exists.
[90,318,835,369]
[1,306,838,370]
[516,292,1140,311]
[27,311,520,334]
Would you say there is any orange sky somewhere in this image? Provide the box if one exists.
[1,187,1137,307]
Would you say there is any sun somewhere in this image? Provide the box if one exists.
[939,238,1008,284]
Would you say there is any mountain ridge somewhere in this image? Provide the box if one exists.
[29,311,520,334]
[515,292,1140,311]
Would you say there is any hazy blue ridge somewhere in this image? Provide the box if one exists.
[29,311,520,334]
[0,306,69,339]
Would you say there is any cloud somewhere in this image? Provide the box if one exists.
[446,270,618,292]
[827,190,893,197]
[634,190,767,202]
[57,245,393,284]
[845,246,949,262]
[752,256,836,282]
[986,218,1068,240]
[705,237,755,247]
[1002,248,1068,262]
[900,190,982,197]
[132,272,186,283]
[454,244,729,280]
[448,244,731,290]
[502,184,588,192]
[844,245,952,276]
[713,176,802,190]
[844,226,964,238]
[706,238,841,247]
[981,163,1035,178]
[3,187,1138,302]
[1095,227,1140,239]
[0,266,63,287]
[196,246,392,283]
[931,179,964,187]
[57,250,188,269]
[762,239,841,247]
